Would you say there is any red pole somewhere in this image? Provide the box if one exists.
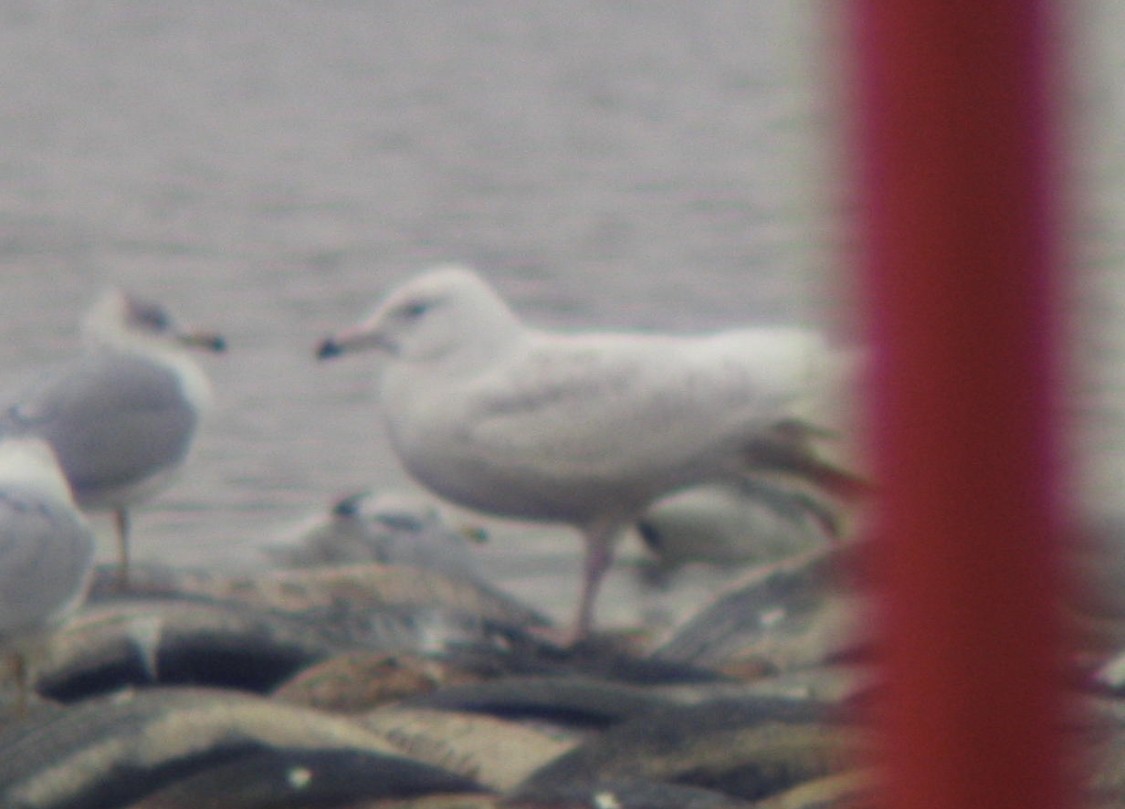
[849,3,1073,808]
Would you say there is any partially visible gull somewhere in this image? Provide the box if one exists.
[635,479,840,569]
[317,264,863,641]
[268,488,486,581]
[0,437,95,705]
[0,289,225,585]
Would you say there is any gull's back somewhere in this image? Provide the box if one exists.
[468,325,825,465]
[382,318,835,523]
[0,351,200,508]
[0,289,215,510]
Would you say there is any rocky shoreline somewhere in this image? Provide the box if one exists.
[1,538,1122,808]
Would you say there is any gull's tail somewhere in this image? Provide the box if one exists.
[742,420,872,505]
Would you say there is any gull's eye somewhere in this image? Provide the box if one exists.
[126,298,172,333]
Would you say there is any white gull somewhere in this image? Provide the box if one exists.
[317,265,862,640]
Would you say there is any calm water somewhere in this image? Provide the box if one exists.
[0,1,1121,628]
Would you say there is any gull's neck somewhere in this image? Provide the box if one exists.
[83,329,215,414]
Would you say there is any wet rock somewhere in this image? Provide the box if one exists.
[362,705,578,792]
[122,746,486,809]
[449,626,730,686]
[90,561,548,630]
[335,796,502,809]
[650,666,874,711]
[273,651,485,713]
[747,768,876,808]
[508,779,757,808]
[0,686,482,809]
[652,544,870,672]
[400,675,680,731]
[515,699,864,803]
[34,598,346,701]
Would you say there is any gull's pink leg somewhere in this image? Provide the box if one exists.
[114,507,130,590]
[569,521,621,643]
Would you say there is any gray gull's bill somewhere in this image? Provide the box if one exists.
[317,264,863,641]
[0,437,95,705]
[0,289,225,586]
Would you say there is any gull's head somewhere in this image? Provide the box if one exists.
[317,264,523,364]
[0,437,78,506]
[83,289,227,355]
[331,488,488,543]
[328,489,439,531]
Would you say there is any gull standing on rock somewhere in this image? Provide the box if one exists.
[0,289,225,585]
[317,265,862,641]
[0,437,95,704]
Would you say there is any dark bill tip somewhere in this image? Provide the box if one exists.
[316,338,344,360]
[331,490,371,517]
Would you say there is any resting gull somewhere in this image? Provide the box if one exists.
[636,479,843,569]
[317,265,862,640]
[268,488,486,580]
[0,437,95,704]
[0,289,225,585]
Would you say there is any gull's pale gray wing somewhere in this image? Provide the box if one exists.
[0,486,94,638]
[459,329,825,481]
[1,353,198,497]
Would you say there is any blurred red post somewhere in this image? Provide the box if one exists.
[849,2,1073,808]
